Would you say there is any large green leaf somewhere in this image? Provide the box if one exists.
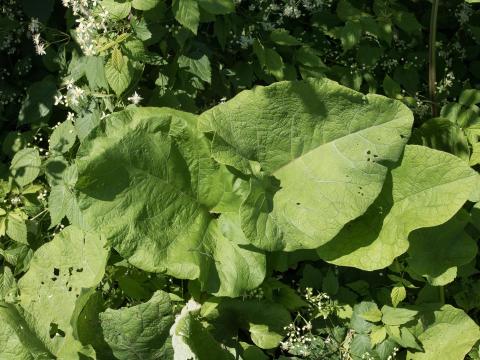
[100,291,174,359]
[407,209,477,286]
[172,0,200,34]
[317,145,478,270]
[76,108,265,297]
[0,302,53,359]
[16,226,109,358]
[407,305,480,360]
[199,78,413,251]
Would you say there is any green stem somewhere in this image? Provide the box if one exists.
[429,0,440,117]
[439,286,445,304]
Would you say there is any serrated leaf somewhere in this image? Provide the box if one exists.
[105,53,133,96]
[318,145,478,270]
[0,266,17,302]
[178,53,212,83]
[85,56,109,90]
[132,0,159,10]
[360,305,382,323]
[48,165,82,227]
[391,285,406,307]
[49,120,77,154]
[10,148,41,187]
[381,305,417,326]
[101,0,131,19]
[199,78,412,252]
[172,0,200,34]
[370,326,387,347]
[6,211,27,244]
[100,291,174,359]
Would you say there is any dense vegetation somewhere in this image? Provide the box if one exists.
[2,0,480,359]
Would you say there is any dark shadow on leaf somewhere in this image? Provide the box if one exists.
[317,171,394,260]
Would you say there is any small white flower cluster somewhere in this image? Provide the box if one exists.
[280,321,315,356]
[436,71,456,95]
[455,3,472,26]
[242,286,264,300]
[303,287,336,319]
[361,352,376,360]
[0,0,24,54]
[29,18,47,56]
[62,0,109,56]
[37,189,48,201]
[10,196,22,206]
[386,347,399,360]
[54,79,86,107]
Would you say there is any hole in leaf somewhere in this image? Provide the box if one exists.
[373,154,378,158]
[68,267,73,276]
[51,277,57,281]
[366,150,371,154]
[76,268,83,273]
[68,287,72,292]
[296,202,300,205]
[53,268,60,276]
[211,212,220,219]
[49,323,65,338]
[41,281,44,285]
[400,134,406,139]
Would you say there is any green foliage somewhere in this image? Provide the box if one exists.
[2,0,480,359]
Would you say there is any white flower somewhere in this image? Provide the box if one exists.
[64,78,75,89]
[54,94,63,106]
[32,33,41,45]
[29,18,40,33]
[128,91,143,105]
[66,112,75,122]
[35,42,46,55]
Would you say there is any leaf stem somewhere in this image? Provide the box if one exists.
[429,0,440,117]
[439,286,445,304]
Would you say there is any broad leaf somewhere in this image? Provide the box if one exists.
[171,300,234,360]
[0,302,54,359]
[49,120,77,154]
[407,209,477,286]
[318,145,478,270]
[199,78,413,251]
[381,306,417,326]
[202,299,290,349]
[100,291,174,359]
[76,108,265,297]
[407,305,480,360]
[16,226,109,358]
[10,148,41,187]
